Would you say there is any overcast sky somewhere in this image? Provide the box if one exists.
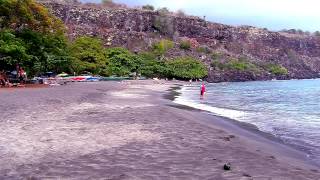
[80,0,320,31]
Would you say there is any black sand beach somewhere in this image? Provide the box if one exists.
[0,81,319,179]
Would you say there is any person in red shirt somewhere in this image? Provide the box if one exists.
[200,82,206,97]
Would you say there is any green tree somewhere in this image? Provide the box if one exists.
[0,0,65,34]
[70,36,107,75]
[0,0,71,76]
[105,47,141,76]
[0,30,31,70]
[152,39,174,56]
[166,57,208,79]
[16,30,71,75]
[0,29,70,75]
[138,52,167,78]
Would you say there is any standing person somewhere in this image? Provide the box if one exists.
[16,64,20,79]
[0,70,5,87]
[18,67,26,84]
[200,82,206,98]
[3,70,9,86]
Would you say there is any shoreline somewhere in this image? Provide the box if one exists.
[168,83,320,168]
[207,77,320,85]
[0,84,49,90]
[0,80,319,179]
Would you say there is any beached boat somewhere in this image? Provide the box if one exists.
[70,75,101,82]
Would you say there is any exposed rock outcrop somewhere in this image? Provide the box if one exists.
[41,2,320,82]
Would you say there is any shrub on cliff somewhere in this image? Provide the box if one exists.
[266,64,288,76]
[153,11,175,36]
[142,4,154,11]
[211,52,223,60]
[225,58,259,72]
[166,57,208,79]
[152,39,174,56]
[179,40,191,50]
[157,7,170,15]
[211,60,225,70]
[100,0,127,8]
[197,45,212,54]
[211,57,260,73]
[102,0,112,3]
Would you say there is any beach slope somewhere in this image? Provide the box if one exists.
[0,81,319,179]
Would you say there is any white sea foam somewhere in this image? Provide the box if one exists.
[174,81,320,164]
[174,97,249,121]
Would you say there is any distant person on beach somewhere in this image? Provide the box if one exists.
[200,82,206,98]
[18,67,26,84]
[0,70,5,87]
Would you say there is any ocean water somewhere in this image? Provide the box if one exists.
[174,79,320,163]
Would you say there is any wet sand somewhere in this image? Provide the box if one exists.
[0,84,49,91]
[0,80,319,179]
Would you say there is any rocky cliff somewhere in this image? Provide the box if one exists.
[42,1,320,82]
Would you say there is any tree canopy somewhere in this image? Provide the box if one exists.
[0,29,71,75]
[166,57,208,79]
[105,47,142,76]
[69,36,107,75]
[0,30,30,70]
[0,0,65,34]
[0,1,210,80]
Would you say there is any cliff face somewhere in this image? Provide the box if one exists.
[42,2,320,82]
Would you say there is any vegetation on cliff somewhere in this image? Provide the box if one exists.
[1,0,301,82]
[179,40,192,50]
[211,58,259,72]
[166,57,207,79]
[210,52,289,81]
[152,39,174,56]
[0,0,207,80]
[265,64,288,76]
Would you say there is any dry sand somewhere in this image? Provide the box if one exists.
[0,80,319,179]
